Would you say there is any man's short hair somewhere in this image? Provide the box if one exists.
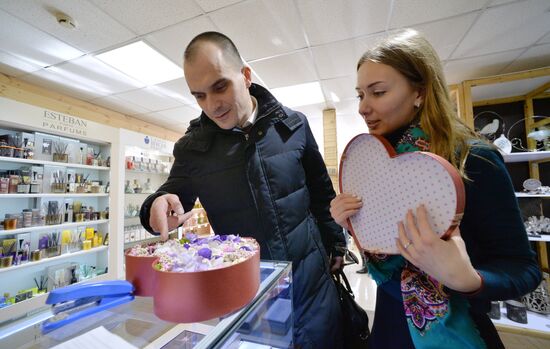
[184,31,243,69]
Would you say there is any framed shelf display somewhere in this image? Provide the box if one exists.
[117,130,214,276]
[459,67,550,337]
[0,96,119,324]
[116,129,177,277]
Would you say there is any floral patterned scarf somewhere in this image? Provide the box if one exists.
[365,123,486,349]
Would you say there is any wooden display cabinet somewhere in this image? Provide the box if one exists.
[457,67,550,338]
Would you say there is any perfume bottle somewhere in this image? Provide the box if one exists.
[142,178,154,194]
[132,179,142,193]
[124,180,134,194]
[78,147,84,164]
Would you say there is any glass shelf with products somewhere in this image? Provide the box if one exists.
[0,156,110,171]
[0,104,116,325]
[117,129,177,278]
[0,219,108,237]
[0,246,108,274]
[0,135,110,197]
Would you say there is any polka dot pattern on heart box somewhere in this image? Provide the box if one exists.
[339,134,465,254]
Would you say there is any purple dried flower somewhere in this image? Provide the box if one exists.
[198,247,212,260]
[184,243,190,249]
[240,246,251,251]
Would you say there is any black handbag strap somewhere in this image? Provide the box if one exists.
[336,270,355,298]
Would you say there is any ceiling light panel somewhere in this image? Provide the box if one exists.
[96,41,182,85]
[270,82,325,108]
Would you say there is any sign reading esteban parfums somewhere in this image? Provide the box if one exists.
[42,110,88,136]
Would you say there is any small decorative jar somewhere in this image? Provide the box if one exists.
[505,300,528,324]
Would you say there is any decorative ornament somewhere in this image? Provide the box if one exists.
[524,215,550,237]
[522,275,550,315]
[474,110,505,142]
[507,115,550,152]
[523,178,542,192]
[493,134,512,154]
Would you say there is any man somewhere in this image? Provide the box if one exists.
[140,31,345,348]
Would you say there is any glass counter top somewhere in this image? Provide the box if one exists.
[0,261,292,349]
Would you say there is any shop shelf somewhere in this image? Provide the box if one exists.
[515,192,550,198]
[0,193,108,198]
[0,219,109,237]
[492,305,550,334]
[527,235,550,242]
[0,156,109,170]
[0,246,108,275]
[502,151,550,163]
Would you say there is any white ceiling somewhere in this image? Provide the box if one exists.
[0,0,549,136]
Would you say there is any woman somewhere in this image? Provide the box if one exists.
[330,29,541,348]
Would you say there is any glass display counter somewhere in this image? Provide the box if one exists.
[0,261,293,349]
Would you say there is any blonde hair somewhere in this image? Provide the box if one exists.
[357,29,478,177]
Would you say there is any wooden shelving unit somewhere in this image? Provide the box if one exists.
[458,67,550,338]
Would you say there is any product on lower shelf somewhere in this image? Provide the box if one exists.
[262,298,292,335]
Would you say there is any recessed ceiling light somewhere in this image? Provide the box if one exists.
[96,41,182,85]
[270,82,325,108]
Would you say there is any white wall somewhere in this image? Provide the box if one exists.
[293,103,325,155]
[293,100,368,162]
[337,112,369,162]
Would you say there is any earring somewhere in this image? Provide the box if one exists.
[414,102,421,108]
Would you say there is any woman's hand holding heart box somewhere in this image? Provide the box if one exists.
[339,134,465,254]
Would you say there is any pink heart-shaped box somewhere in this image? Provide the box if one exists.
[339,134,465,254]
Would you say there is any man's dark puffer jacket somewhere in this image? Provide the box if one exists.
[141,83,345,349]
